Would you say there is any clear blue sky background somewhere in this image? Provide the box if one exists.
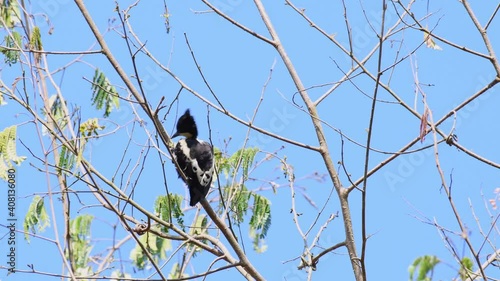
[1,1,499,280]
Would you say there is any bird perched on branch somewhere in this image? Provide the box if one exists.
[172,109,214,206]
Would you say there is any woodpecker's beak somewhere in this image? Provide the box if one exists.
[172,131,180,138]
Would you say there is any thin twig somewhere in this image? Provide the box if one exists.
[360,2,386,278]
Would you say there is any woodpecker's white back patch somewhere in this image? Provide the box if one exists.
[176,139,214,188]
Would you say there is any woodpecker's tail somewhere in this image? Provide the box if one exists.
[188,183,210,206]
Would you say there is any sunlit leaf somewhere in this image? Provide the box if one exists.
[423,29,442,51]
[43,95,68,134]
[231,185,251,224]
[58,145,76,175]
[0,31,21,65]
[69,214,94,271]
[23,196,50,242]
[250,194,271,238]
[0,125,26,180]
[229,147,258,181]
[249,193,270,253]
[30,26,43,62]
[130,233,171,270]
[30,26,43,50]
[154,194,184,232]
[79,118,105,138]
[409,255,439,281]
[0,0,20,28]
[459,257,473,280]
[91,69,120,117]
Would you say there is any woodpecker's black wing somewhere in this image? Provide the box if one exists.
[173,138,214,206]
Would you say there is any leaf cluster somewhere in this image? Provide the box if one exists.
[91,69,120,118]
[0,125,26,180]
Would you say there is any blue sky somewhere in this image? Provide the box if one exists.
[1,1,499,280]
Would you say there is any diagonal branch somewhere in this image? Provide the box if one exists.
[251,0,362,279]
[72,1,264,280]
[200,0,275,45]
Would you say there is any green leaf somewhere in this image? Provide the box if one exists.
[23,196,50,242]
[217,147,271,252]
[214,147,229,176]
[58,145,76,175]
[130,233,171,270]
[0,31,22,65]
[250,227,268,253]
[67,215,94,274]
[42,95,68,133]
[0,125,26,180]
[189,214,208,236]
[459,257,473,280]
[0,0,21,28]
[217,147,259,181]
[229,147,258,181]
[29,26,43,63]
[249,194,271,252]
[71,214,93,240]
[129,242,146,270]
[409,255,439,281]
[91,69,120,117]
[29,26,42,50]
[154,194,184,232]
[229,184,251,224]
[249,194,271,238]
[79,118,105,138]
[187,215,208,253]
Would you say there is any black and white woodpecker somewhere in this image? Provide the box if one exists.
[172,109,214,206]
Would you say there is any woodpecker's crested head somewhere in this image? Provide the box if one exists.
[172,109,198,139]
